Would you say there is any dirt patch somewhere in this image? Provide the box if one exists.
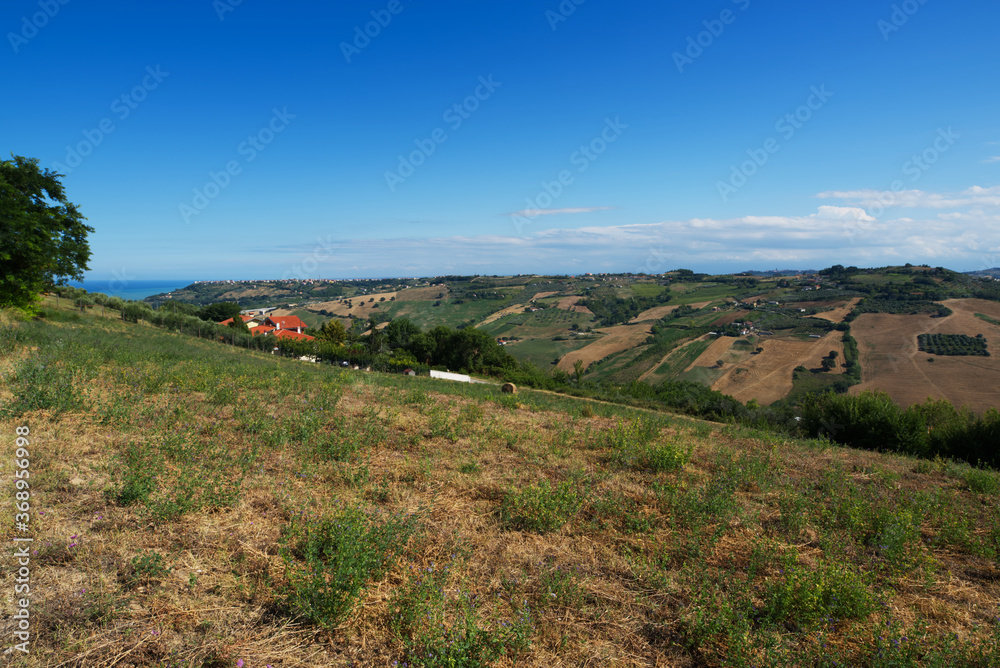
[555,296,593,315]
[630,301,712,323]
[738,294,771,305]
[532,291,559,300]
[638,335,710,382]
[808,297,861,323]
[686,336,737,373]
[709,310,751,327]
[850,298,1000,413]
[711,331,844,405]
[557,323,653,372]
[476,304,529,328]
[310,291,398,318]
[395,286,448,301]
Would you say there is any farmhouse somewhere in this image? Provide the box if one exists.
[264,315,308,333]
[219,314,258,328]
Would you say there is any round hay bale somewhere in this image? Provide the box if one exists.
[501,382,517,394]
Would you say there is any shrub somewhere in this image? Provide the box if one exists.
[799,390,928,457]
[280,506,420,630]
[963,467,1000,495]
[2,354,85,418]
[389,564,533,667]
[499,479,585,533]
[760,558,875,627]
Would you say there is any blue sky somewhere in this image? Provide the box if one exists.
[4,0,999,282]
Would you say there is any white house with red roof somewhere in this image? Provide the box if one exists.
[218,314,259,329]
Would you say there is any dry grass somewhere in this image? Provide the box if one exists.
[553,296,593,315]
[712,331,845,405]
[630,302,711,324]
[806,297,862,323]
[851,298,1000,412]
[556,324,654,373]
[1,303,998,667]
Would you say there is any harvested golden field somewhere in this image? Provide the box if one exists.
[310,291,400,317]
[554,296,593,314]
[556,323,653,372]
[850,298,1000,412]
[686,335,737,373]
[637,335,710,382]
[476,304,529,327]
[808,297,861,323]
[709,309,751,327]
[711,331,844,405]
[394,286,448,301]
[630,301,712,323]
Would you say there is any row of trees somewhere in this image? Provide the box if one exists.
[582,287,672,327]
[917,333,989,356]
[800,391,1000,469]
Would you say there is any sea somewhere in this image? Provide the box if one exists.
[67,279,194,302]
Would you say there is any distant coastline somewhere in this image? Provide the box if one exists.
[67,279,193,302]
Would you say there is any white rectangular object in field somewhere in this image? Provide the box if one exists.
[430,370,472,383]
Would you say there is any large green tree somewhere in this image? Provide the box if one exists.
[198,302,242,322]
[316,318,347,344]
[0,156,94,310]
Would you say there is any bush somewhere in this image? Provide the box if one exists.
[280,506,420,630]
[799,390,928,456]
[499,479,585,533]
[760,558,875,627]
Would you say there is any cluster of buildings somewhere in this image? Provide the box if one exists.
[218,314,315,342]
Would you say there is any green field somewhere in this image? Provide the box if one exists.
[503,337,592,369]
[676,364,726,386]
[630,283,667,298]
[646,339,711,383]
[667,282,744,305]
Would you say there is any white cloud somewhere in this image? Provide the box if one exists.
[232,185,1000,277]
[981,156,1000,164]
[507,206,615,217]
[816,186,1000,210]
[811,206,875,222]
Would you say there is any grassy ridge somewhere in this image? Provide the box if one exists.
[1,301,999,666]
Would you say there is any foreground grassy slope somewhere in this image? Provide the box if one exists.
[1,301,999,667]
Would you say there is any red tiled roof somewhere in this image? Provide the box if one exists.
[274,329,314,341]
[252,325,276,336]
[219,315,255,326]
[265,315,308,330]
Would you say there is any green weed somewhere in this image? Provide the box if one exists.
[280,505,420,631]
[499,479,586,533]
